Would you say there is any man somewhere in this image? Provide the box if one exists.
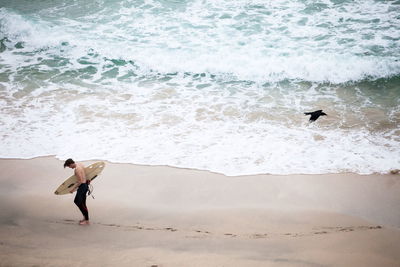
[64,158,90,225]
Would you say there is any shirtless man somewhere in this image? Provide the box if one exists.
[64,158,90,225]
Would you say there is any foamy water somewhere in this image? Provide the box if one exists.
[0,0,399,175]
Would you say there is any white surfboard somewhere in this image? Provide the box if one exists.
[54,161,106,195]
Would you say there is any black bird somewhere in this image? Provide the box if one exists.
[304,110,327,122]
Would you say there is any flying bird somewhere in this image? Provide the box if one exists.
[304,110,327,122]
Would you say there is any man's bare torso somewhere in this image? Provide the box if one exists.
[74,163,87,184]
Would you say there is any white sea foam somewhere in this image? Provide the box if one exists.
[1,79,399,175]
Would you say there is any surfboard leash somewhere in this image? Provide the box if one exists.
[87,183,95,199]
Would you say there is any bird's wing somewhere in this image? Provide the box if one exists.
[309,114,319,121]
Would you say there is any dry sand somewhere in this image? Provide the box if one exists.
[0,157,399,266]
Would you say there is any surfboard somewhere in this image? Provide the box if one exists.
[54,161,106,195]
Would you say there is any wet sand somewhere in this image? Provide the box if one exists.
[0,157,399,266]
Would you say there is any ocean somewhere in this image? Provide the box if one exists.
[0,0,399,175]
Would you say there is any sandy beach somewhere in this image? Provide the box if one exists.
[0,157,399,266]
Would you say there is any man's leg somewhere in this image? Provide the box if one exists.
[81,192,89,221]
[74,185,89,224]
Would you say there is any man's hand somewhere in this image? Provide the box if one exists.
[69,185,78,194]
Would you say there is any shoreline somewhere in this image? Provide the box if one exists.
[0,155,395,177]
[1,156,399,266]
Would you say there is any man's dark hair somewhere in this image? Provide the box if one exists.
[64,158,75,168]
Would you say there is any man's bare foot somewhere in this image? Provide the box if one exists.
[79,220,90,225]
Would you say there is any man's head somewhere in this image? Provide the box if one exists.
[64,158,76,168]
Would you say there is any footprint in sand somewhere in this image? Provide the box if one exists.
[312,225,382,235]
[195,230,211,234]
[313,231,328,235]
[250,233,268,239]
[339,227,354,232]
[368,226,382,229]
[224,233,237,237]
